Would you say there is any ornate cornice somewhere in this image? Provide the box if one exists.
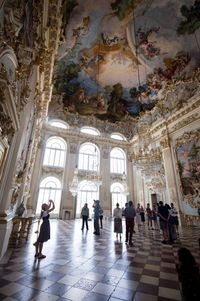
[44,124,131,149]
[175,129,200,149]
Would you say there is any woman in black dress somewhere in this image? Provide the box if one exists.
[34,200,55,259]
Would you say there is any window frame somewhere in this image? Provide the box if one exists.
[110,147,126,175]
[43,136,67,168]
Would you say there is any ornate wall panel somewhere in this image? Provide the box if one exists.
[175,130,200,215]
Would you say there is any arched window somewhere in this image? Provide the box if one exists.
[43,137,66,167]
[49,120,69,129]
[111,182,127,211]
[110,133,126,141]
[78,143,100,171]
[80,127,100,136]
[36,176,62,216]
[110,147,126,174]
[76,180,99,217]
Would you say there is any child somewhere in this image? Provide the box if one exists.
[34,200,55,259]
[176,247,200,301]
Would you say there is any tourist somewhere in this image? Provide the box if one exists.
[99,207,104,229]
[113,203,123,241]
[93,200,100,235]
[157,201,169,244]
[152,205,159,230]
[135,203,142,230]
[170,202,179,236]
[123,201,136,247]
[140,206,145,223]
[176,247,200,301]
[146,203,153,230]
[33,199,55,259]
[81,203,89,231]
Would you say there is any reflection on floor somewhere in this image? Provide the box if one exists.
[0,219,199,301]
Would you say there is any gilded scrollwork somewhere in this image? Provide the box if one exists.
[160,137,170,150]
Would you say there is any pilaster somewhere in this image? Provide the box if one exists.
[160,136,179,207]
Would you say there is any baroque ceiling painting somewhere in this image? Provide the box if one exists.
[52,0,200,123]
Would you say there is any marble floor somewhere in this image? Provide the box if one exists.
[0,219,199,301]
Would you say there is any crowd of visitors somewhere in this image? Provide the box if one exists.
[34,199,200,300]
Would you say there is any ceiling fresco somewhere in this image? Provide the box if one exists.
[52,0,200,123]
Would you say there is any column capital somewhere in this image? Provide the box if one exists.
[160,136,170,150]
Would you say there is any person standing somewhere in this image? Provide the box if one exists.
[99,207,104,229]
[158,201,169,244]
[140,206,145,223]
[170,202,179,236]
[152,205,159,230]
[93,200,100,235]
[135,203,142,230]
[34,200,55,259]
[113,203,123,241]
[81,203,89,231]
[123,201,136,247]
[146,203,153,230]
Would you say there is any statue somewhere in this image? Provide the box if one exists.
[16,201,25,217]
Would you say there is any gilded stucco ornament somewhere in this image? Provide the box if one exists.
[160,137,170,150]
[171,113,200,132]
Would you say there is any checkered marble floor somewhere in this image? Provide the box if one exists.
[0,219,199,301]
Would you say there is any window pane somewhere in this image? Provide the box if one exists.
[43,137,66,167]
[110,148,126,174]
[80,127,100,136]
[36,177,62,216]
[76,181,99,217]
[78,143,100,171]
[49,121,68,129]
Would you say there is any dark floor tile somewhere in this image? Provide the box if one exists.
[0,278,10,288]
[147,260,161,265]
[160,267,176,273]
[0,293,6,299]
[56,298,71,301]
[16,275,38,286]
[101,275,120,285]
[44,282,70,296]
[129,262,145,268]
[143,269,160,277]
[158,297,179,301]
[137,282,158,295]
[161,258,175,263]
[111,287,135,301]
[91,267,110,274]
[82,292,109,301]
[123,272,141,281]
[112,264,127,271]
[11,287,39,301]
[45,271,65,281]
[159,278,180,289]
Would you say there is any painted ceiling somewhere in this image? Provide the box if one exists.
[52,0,200,123]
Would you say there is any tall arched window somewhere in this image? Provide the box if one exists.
[111,182,126,212]
[78,143,100,171]
[110,147,126,174]
[36,176,62,216]
[76,180,99,217]
[43,136,67,167]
